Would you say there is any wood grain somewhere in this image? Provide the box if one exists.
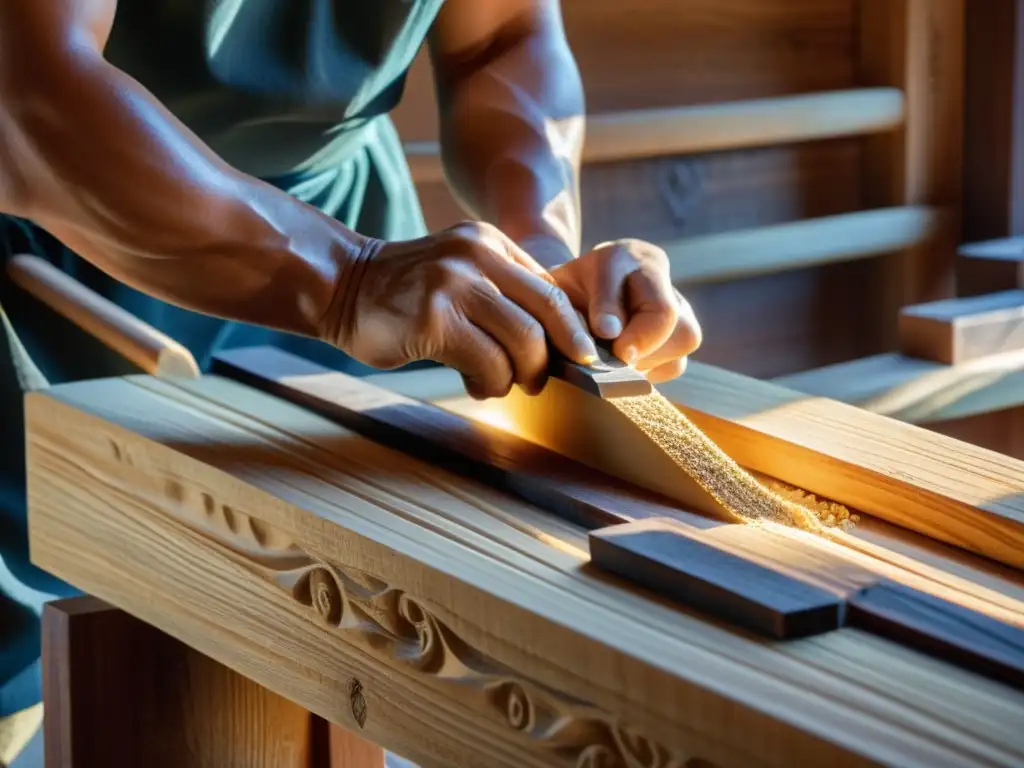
[24,374,1024,767]
[660,362,1024,570]
[899,291,1024,364]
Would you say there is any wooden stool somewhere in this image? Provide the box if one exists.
[41,595,386,768]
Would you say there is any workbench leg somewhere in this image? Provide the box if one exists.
[41,595,384,767]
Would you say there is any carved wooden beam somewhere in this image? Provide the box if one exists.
[24,372,1024,767]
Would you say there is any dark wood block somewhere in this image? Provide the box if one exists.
[211,346,701,532]
[847,581,1024,691]
[589,519,846,639]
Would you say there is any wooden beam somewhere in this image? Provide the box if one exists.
[773,351,1024,424]
[899,290,1024,363]
[666,205,943,285]
[404,87,905,184]
[23,374,1024,767]
[5,255,200,380]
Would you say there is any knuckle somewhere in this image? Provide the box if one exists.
[514,317,547,347]
[541,282,573,315]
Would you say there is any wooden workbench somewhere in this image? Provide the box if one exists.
[23,361,1024,768]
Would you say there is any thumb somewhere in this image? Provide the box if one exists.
[588,245,637,341]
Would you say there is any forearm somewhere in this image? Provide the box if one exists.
[431,14,585,269]
[0,42,364,339]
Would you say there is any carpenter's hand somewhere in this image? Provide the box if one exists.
[549,239,702,383]
[325,222,599,399]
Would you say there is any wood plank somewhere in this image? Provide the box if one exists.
[589,520,847,639]
[24,374,1024,767]
[404,89,903,183]
[41,595,317,768]
[774,351,1024,423]
[847,581,1024,691]
[658,362,1024,570]
[899,290,1024,363]
[666,205,943,285]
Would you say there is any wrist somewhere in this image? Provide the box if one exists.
[317,234,386,348]
[513,231,578,270]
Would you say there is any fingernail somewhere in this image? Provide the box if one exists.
[595,313,623,338]
[622,346,638,365]
[573,332,599,364]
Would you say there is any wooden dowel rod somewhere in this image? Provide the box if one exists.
[6,254,200,379]
[668,205,944,286]
[405,87,905,183]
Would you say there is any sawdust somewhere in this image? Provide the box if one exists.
[611,392,856,531]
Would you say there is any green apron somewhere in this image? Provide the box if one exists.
[0,0,444,715]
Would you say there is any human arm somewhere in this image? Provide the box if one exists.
[0,0,597,397]
[428,1,702,382]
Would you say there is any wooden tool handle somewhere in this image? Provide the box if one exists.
[6,254,200,379]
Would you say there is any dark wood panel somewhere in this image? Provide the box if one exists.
[589,519,846,639]
[686,258,884,378]
[963,0,1024,241]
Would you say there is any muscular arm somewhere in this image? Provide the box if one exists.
[0,0,365,339]
[428,0,585,269]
